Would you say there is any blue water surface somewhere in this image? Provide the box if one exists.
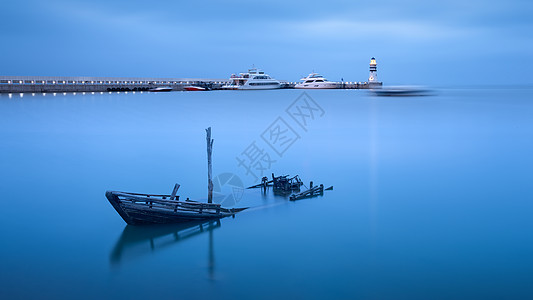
[0,88,532,299]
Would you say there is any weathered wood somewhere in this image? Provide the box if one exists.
[289,184,324,201]
[113,192,240,214]
[206,127,214,204]
[170,183,180,200]
[107,189,247,225]
[247,176,273,189]
[121,201,221,215]
[123,202,219,214]
[120,204,224,224]
[117,192,172,197]
[272,173,303,194]
[113,192,221,207]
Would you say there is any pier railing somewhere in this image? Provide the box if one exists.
[0,75,230,93]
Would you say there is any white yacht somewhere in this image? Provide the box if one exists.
[222,68,281,90]
[294,73,340,89]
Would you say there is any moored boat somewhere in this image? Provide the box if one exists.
[149,86,173,92]
[221,68,281,90]
[184,86,207,91]
[295,73,340,89]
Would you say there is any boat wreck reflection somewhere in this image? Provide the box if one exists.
[110,219,221,277]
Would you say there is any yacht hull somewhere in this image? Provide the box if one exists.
[223,68,281,90]
[294,83,340,89]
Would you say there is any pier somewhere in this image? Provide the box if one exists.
[1,58,382,93]
[1,75,381,94]
[0,76,229,93]
[0,77,380,93]
[283,81,382,89]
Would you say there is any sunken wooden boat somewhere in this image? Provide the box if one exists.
[106,188,245,225]
[106,127,247,225]
[247,173,303,194]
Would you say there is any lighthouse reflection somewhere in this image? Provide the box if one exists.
[110,219,221,278]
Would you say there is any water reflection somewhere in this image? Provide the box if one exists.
[0,91,130,99]
[0,89,149,99]
[110,220,221,278]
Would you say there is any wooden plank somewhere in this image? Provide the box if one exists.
[118,197,222,213]
[122,202,220,215]
[247,179,273,189]
[121,203,221,219]
[289,184,324,201]
[120,192,172,197]
[113,192,221,207]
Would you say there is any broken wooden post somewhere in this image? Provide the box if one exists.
[206,127,214,204]
[170,183,180,200]
[262,176,268,191]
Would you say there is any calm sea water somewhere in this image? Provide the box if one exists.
[1,88,532,299]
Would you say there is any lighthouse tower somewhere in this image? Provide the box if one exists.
[369,57,378,82]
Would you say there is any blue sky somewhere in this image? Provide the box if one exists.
[1,0,532,85]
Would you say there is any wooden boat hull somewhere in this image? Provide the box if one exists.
[106,191,239,225]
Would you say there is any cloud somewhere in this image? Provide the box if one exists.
[279,19,477,41]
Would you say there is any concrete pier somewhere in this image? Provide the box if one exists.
[0,76,229,93]
[344,81,382,89]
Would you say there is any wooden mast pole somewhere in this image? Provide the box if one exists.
[206,127,214,203]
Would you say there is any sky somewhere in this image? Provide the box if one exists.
[1,0,532,85]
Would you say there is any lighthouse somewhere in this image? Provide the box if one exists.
[369,57,378,82]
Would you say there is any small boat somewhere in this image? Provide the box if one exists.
[106,128,247,225]
[221,68,281,90]
[149,86,173,92]
[184,86,207,91]
[294,73,340,89]
[106,189,244,225]
[371,86,432,97]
